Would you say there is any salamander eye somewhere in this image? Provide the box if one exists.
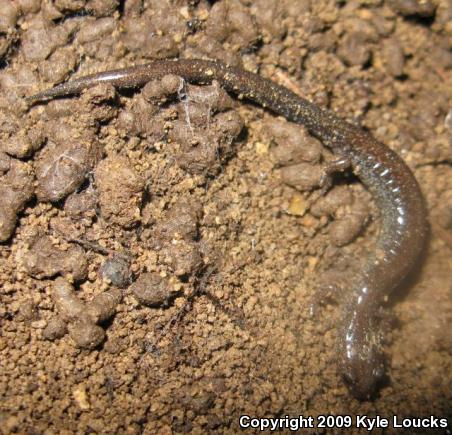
[342,371,353,387]
[349,377,376,401]
[341,368,368,400]
[341,348,387,401]
[372,355,386,382]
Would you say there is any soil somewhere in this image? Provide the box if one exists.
[0,0,451,433]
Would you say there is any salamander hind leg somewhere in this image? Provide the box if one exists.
[319,156,351,196]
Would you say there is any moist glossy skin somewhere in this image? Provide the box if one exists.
[27,59,427,400]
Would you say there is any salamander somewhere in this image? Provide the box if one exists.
[27,59,427,400]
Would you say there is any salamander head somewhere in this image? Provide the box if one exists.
[342,343,386,401]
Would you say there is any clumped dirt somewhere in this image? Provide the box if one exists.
[0,0,451,433]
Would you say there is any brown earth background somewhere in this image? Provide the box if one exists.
[0,0,451,433]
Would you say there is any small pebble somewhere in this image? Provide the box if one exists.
[155,200,202,243]
[329,213,367,247]
[73,385,90,410]
[130,272,177,307]
[31,320,47,329]
[94,156,145,228]
[381,38,405,77]
[0,152,11,174]
[52,277,85,322]
[338,32,371,67]
[0,0,19,33]
[100,256,131,288]
[388,0,436,17]
[281,163,323,191]
[35,138,102,203]
[267,119,322,165]
[23,237,88,281]
[288,194,308,217]
[68,320,105,350]
[310,186,354,217]
[142,74,182,103]
[43,316,68,340]
[86,288,122,323]
[161,240,203,277]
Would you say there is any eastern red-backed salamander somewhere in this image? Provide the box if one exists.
[27,59,427,400]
